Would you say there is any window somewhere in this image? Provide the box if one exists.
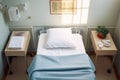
[61,0,90,24]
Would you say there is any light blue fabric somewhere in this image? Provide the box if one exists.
[28,54,96,80]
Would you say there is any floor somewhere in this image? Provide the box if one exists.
[5,54,117,80]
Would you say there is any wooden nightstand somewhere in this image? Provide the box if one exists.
[5,31,30,74]
[91,30,117,73]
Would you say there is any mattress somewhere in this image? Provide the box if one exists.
[37,33,86,56]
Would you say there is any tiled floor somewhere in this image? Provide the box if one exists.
[5,54,117,80]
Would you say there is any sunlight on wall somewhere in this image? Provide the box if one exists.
[62,0,90,25]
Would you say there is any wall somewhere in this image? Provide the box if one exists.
[1,0,120,27]
[114,12,120,76]
[0,12,9,79]
[88,0,120,27]
[1,0,120,50]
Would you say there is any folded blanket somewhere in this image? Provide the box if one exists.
[28,54,96,80]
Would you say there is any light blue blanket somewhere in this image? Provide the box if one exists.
[28,54,96,80]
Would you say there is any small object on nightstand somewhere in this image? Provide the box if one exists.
[103,42,111,47]
[14,32,25,36]
[102,40,111,43]
[97,41,103,49]
[8,36,25,49]
[102,40,111,47]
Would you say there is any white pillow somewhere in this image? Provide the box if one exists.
[45,28,76,49]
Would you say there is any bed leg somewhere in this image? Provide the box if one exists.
[107,69,111,73]
[26,70,28,74]
[94,71,96,74]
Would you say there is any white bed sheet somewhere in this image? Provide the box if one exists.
[37,33,86,56]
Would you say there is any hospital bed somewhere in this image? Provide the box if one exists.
[27,28,96,80]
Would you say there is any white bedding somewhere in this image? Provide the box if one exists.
[37,33,86,56]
